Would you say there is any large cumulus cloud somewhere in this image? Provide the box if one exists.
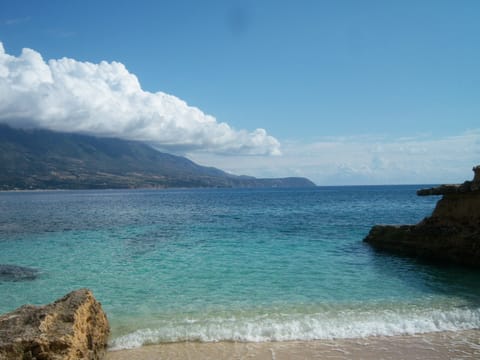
[0,43,280,155]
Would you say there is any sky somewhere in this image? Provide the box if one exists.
[0,0,479,185]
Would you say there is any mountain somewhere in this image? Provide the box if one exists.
[0,124,315,190]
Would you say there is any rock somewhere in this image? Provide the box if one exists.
[416,183,471,196]
[0,264,38,282]
[364,166,480,267]
[417,165,480,196]
[0,289,109,360]
[472,165,480,191]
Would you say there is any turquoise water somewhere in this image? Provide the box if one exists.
[1,186,479,349]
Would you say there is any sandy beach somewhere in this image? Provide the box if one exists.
[106,329,480,360]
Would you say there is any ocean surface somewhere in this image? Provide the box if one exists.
[1,186,479,349]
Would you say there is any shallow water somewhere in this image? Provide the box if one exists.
[1,186,479,349]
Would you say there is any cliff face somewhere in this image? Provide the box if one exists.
[364,166,480,267]
[0,289,109,360]
[427,192,480,225]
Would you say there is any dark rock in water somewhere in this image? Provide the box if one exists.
[364,165,480,267]
[0,288,109,360]
[0,264,38,281]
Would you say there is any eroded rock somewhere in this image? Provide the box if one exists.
[364,166,480,267]
[417,165,480,196]
[0,289,109,360]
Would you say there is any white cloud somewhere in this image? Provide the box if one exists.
[0,42,281,155]
[189,132,480,185]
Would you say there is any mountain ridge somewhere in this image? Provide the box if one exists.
[0,124,315,190]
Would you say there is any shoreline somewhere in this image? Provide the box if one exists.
[106,329,480,359]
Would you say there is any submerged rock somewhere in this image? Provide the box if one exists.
[0,264,38,282]
[0,289,109,360]
[364,166,480,267]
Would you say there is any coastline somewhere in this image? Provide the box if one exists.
[106,329,480,360]
[2,185,479,358]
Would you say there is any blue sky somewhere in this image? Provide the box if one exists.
[1,0,479,184]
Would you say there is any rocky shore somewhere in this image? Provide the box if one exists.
[0,289,109,360]
[364,166,480,267]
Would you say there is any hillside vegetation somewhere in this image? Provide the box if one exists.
[0,124,315,190]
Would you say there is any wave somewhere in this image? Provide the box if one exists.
[109,305,480,350]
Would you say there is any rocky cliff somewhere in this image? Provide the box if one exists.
[364,166,480,267]
[0,289,109,360]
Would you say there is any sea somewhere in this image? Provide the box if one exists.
[1,186,479,350]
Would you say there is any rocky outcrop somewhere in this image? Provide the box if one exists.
[364,166,480,267]
[0,289,109,360]
[417,165,480,195]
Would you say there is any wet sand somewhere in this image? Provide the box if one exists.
[107,329,480,359]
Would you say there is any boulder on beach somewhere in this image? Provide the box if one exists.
[0,288,109,360]
[364,165,480,267]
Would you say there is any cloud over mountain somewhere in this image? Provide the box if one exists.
[0,43,280,155]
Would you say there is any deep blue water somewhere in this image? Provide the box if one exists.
[1,186,479,349]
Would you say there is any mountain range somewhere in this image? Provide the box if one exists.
[0,124,315,190]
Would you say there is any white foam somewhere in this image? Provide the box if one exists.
[109,306,480,350]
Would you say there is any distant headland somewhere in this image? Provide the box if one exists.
[0,124,315,190]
